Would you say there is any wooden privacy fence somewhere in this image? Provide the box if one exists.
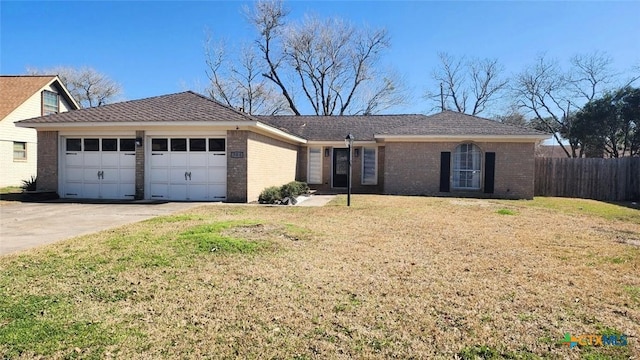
[535,157,640,201]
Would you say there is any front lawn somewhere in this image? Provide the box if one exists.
[1,196,638,359]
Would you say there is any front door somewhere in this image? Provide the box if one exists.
[332,148,348,188]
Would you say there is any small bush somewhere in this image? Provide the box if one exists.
[21,176,37,192]
[258,186,282,204]
[281,181,310,199]
[258,181,309,204]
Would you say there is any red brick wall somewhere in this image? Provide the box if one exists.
[384,141,535,199]
[36,131,58,192]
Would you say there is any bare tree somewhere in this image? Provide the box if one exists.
[28,66,122,108]
[512,53,620,157]
[205,35,288,115]
[425,52,508,116]
[567,51,616,101]
[243,0,406,115]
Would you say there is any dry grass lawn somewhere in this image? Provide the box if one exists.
[1,195,639,359]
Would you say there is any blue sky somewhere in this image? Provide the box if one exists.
[2,1,639,116]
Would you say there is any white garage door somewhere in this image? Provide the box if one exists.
[148,137,226,201]
[62,137,136,199]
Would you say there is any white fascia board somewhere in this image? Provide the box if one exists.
[19,120,308,143]
[254,121,307,144]
[47,77,81,110]
[374,134,551,142]
[305,140,378,146]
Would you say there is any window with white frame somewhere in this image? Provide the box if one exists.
[362,147,377,185]
[13,142,27,161]
[308,147,322,184]
[452,143,481,190]
[43,90,59,115]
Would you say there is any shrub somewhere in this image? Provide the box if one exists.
[280,181,309,199]
[258,181,309,204]
[21,176,37,192]
[258,186,282,204]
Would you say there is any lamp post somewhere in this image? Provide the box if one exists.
[345,133,354,207]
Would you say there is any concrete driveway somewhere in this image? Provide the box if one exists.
[0,201,204,255]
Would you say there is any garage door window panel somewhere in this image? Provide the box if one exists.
[102,139,118,151]
[67,139,82,151]
[120,139,136,152]
[84,139,99,151]
[171,139,187,152]
[152,139,168,151]
[190,138,206,152]
[209,138,226,152]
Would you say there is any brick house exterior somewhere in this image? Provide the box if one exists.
[18,92,548,202]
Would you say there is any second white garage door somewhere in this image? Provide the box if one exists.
[148,137,227,201]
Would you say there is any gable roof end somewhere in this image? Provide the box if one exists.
[0,75,79,119]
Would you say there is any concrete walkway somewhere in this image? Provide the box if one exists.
[296,195,337,207]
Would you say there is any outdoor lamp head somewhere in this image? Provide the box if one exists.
[345,133,354,147]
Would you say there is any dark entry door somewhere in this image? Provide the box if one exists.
[333,148,349,187]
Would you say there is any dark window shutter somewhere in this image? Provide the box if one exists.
[484,152,496,194]
[440,152,451,192]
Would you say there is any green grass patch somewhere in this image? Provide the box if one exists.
[624,286,640,303]
[517,197,640,224]
[178,221,270,253]
[497,208,517,215]
[144,213,206,223]
[0,186,21,194]
[0,292,116,358]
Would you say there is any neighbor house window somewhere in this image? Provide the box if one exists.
[308,147,322,184]
[453,143,481,190]
[42,90,59,115]
[13,142,27,160]
[361,147,377,185]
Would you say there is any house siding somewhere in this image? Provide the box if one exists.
[384,142,535,199]
[0,83,75,186]
[246,132,298,202]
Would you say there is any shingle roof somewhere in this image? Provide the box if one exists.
[0,75,57,119]
[17,91,257,124]
[259,111,547,140]
[17,89,548,141]
[376,111,548,137]
[257,114,425,141]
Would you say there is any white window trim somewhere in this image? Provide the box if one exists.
[361,146,378,185]
[452,143,482,190]
[307,147,323,185]
[43,90,59,115]
[13,141,27,161]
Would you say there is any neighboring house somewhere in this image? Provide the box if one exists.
[16,91,549,202]
[0,75,79,187]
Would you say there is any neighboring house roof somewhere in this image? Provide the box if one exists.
[17,91,258,124]
[0,75,79,119]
